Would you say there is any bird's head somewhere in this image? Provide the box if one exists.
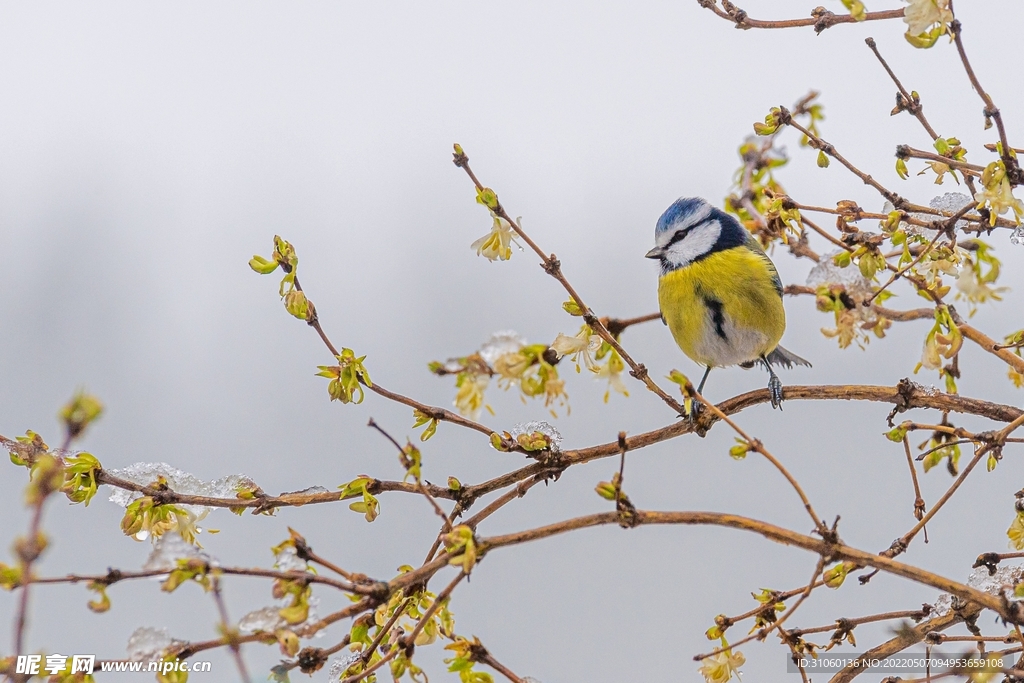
[645,197,746,273]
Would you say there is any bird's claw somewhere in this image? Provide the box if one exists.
[768,375,784,410]
[679,400,704,423]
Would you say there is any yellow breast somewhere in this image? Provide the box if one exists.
[658,246,786,367]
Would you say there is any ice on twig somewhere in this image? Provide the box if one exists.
[885,193,972,238]
[1011,226,1024,246]
[107,462,255,516]
[479,331,526,365]
[238,598,324,637]
[327,652,363,682]
[932,564,1024,616]
[238,606,285,634]
[143,533,213,571]
[509,421,562,452]
[929,192,972,231]
[806,252,873,297]
[126,627,180,661]
[968,564,1024,593]
[280,485,329,496]
[905,381,940,397]
[274,545,310,573]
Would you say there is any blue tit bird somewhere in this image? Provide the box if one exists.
[645,196,809,409]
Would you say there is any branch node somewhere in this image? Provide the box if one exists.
[629,364,649,381]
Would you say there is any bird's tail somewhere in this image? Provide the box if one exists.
[766,345,811,369]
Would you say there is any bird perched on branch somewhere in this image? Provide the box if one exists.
[645,197,809,409]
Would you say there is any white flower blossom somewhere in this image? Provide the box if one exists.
[550,328,602,373]
[903,0,952,36]
[454,374,491,420]
[596,350,629,401]
[975,177,1024,226]
[471,215,523,261]
[699,649,745,683]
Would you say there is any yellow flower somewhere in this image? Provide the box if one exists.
[955,260,1006,308]
[903,0,952,37]
[493,351,531,386]
[918,333,943,371]
[454,374,490,420]
[1008,512,1024,550]
[699,649,745,683]
[471,215,522,261]
[596,349,629,402]
[975,175,1024,226]
[550,327,602,373]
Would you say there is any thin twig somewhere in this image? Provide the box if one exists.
[902,436,928,542]
[210,574,253,683]
[698,1,905,31]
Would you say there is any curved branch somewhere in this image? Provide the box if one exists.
[697,1,905,32]
[480,510,1018,621]
[82,384,1020,515]
[828,604,982,683]
[949,307,1024,374]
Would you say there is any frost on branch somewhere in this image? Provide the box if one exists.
[327,651,363,682]
[431,330,572,419]
[107,462,257,541]
[274,545,310,573]
[509,421,563,453]
[108,463,256,510]
[479,330,527,365]
[807,252,874,298]
[931,564,1024,616]
[238,597,323,637]
[126,626,180,661]
[143,533,214,572]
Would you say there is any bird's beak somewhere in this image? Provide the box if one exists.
[645,247,663,259]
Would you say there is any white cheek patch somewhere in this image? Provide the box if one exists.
[664,220,722,268]
[656,201,713,248]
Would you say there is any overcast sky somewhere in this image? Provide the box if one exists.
[1,2,1023,681]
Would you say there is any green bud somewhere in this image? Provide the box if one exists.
[447,477,461,491]
[283,290,309,320]
[595,481,617,501]
[817,149,830,168]
[896,157,909,180]
[841,0,866,21]
[729,438,750,460]
[832,251,852,268]
[249,254,280,274]
[885,424,909,442]
[476,187,499,210]
[823,561,855,588]
[904,25,944,49]
[59,391,104,439]
[87,581,111,613]
[562,299,584,316]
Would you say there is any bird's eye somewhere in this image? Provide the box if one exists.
[665,229,689,247]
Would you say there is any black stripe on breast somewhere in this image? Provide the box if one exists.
[702,296,728,341]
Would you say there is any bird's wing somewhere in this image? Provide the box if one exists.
[742,234,784,298]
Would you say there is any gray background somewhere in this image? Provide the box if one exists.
[1,1,1022,681]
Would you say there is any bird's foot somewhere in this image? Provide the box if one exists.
[768,375,784,410]
[678,400,704,423]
